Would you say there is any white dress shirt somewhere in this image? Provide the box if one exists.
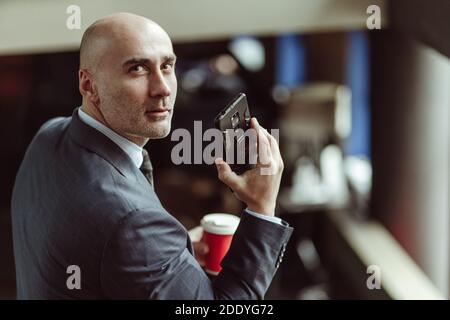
[77,107,282,225]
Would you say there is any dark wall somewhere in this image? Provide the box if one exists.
[391,0,450,59]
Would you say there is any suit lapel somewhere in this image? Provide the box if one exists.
[68,107,138,179]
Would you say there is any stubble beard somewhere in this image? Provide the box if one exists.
[100,94,174,142]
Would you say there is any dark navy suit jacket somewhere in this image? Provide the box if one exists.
[11,108,293,299]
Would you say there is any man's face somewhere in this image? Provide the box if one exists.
[94,23,177,142]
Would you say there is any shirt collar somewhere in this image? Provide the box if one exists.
[78,107,143,168]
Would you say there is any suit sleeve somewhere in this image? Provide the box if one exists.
[100,209,293,299]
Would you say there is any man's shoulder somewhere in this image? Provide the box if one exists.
[38,116,71,136]
[30,115,72,149]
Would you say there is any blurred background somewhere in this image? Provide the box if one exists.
[1,0,449,299]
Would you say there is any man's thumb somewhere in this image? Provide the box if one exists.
[215,158,239,188]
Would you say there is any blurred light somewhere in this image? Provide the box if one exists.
[229,36,265,72]
[181,68,206,92]
[271,85,291,104]
[211,54,238,75]
[344,156,372,196]
[335,85,352,140]
[296,239,320,271]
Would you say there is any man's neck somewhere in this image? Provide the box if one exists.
[80,104,106,126]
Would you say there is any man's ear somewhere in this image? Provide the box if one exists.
[78,69,99,105]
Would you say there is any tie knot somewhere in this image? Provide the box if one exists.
[141,149,153,172]
[140,149,154,187]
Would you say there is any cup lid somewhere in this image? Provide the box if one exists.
[201,213,240,235]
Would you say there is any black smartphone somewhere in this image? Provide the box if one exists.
[214,93,256,174]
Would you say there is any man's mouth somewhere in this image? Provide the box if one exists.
[145,108,171,118]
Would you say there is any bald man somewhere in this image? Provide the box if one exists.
[11,13,293,299]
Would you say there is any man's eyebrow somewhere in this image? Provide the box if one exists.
[122,58,150,67]
[122,55,177,67]
[164,54,177,63]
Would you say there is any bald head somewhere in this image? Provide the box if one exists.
[78,12,177,146]
[79,13,170,71]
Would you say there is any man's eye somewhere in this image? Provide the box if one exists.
[162,63,174,71]
[129,65,146,72]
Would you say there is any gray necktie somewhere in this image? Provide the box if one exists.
[140,149,154,187]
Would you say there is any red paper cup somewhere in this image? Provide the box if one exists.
[201,213,240,275]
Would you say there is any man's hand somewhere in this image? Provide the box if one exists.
[188,226,209,267]
[215,118,284,216]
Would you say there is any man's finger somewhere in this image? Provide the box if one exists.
[267,133,281,163]
[257,124,272,166]
[250,117,272,166]
[215,158,242,191]
[194,242,209,256]
[249,117,259,130]
[188,226,203,242]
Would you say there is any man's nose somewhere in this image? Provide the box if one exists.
[149,71,171,98]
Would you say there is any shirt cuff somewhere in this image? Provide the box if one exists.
[245,208,284,226]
